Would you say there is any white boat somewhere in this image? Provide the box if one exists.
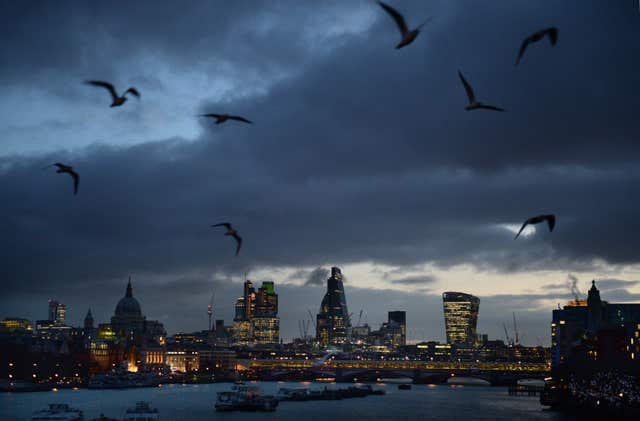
[29,404,84,421]
[123,402,159,421]
[446,376,491,386]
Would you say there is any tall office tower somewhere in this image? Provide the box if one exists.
[442,292,480,345]
[232,280,260,345]
[388,311,407,347]
[316,267,351,346]
[252,281,280,344]
[243,281,256,320]
[48,300,66,325]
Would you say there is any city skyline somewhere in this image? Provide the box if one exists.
[1,0,640,348]
[4,269,632,346]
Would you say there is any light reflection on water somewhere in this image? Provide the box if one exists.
[0,382,576,421]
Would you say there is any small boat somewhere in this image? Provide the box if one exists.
[29,403,84,421]
[123,402,159,421]
[398,384,412,390]
[215,385,279,412]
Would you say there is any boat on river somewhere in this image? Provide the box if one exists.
[29,403,84,421]
[215,385,279,412]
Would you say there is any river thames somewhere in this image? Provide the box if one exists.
[0,382,582,420]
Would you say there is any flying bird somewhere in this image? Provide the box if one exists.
[514,214,556,239]
[46,162,80,195]
[201,114,252,125]
[211,223,243,256]
[85,80,140,107]
[378,1,432,49]
[515,27,558,65]
[458,70,506,112]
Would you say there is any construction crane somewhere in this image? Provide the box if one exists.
[503,323,512,346]
[307,309,315,336]
[207,290,216,331]
[512,312,519,345]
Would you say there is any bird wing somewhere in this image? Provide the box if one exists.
[546,27,558,45]
[378,1,409,36]
[514,220,529,239]
[458,70,475,104]
[124,87,140,98]
[201,114,222,119]
[229,115,252,124]
[479,104,506,112]
[212,223,232,230]
[85,80,118,101]
[515,37,531,65]
[232,233,242,256]
[69,169,80,195]
[546,214,556,232]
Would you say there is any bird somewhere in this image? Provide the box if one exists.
[458,70,506,112]
[200,113,252,125]
[377,1,432,49]
[45,162,80,195]
[85,80,140,107]
[515,27,558,65]
[514,214,556,239]
[211,223,243,256]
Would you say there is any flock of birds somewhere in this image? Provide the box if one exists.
[43,1,561,256]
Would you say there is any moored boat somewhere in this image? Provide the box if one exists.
[29,403,84,421]
[215,385,279,412]
[123,401,159,421]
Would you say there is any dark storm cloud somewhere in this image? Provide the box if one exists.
[2,0,640,335]
[390,275,437,286]
[304,267,331,286]
[595,279,640,290]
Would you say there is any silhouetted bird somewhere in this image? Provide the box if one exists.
[85,80,140,107]
[458,70,505,112]
[201,114,252,125]
[46,163,80,195]
[515,27,558,65]
[378,1,432,49]
[514,214,556,239]
[211,223,243,256]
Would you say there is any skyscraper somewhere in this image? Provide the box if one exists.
[252,281,280,344]
[233,280,279,345]
[388,311,406,347]
[316,267,351,346]
[48,300,66,325]
[442,292,480,345]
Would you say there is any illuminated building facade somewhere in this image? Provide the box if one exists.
[252,281,280,345]
[442,292,480,345]
[0,317,33,332]
[316,267,351,346]
[388,311,406,347]
[232,280,280,345]
[48,300,66,325]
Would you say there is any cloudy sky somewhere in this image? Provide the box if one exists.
[2,0,640,345]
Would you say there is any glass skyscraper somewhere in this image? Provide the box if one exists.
[316,267,351,346]
[442,292,480,345]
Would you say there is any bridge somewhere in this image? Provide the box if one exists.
[241,359,550,385]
